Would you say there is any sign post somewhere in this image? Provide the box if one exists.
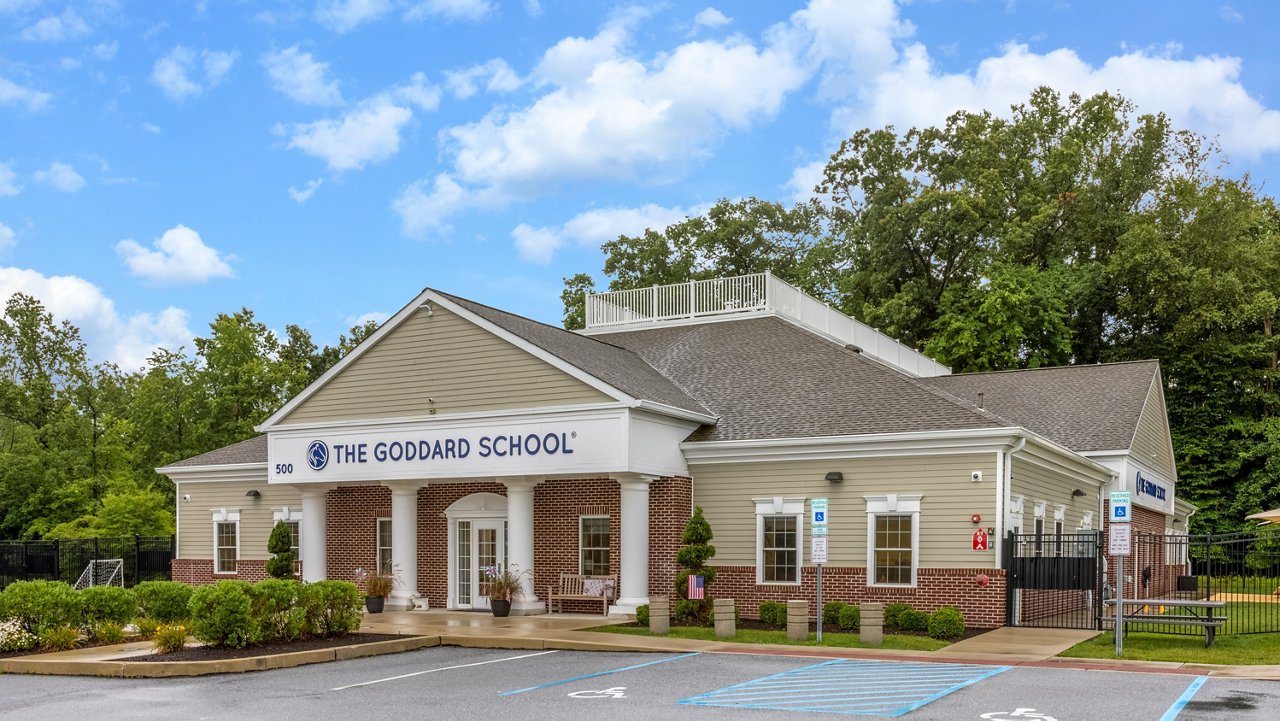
[811,497,829,643]
[1109,491,1132,656]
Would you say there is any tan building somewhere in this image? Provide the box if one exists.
[161,273,1188,627]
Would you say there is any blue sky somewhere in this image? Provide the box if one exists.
[2,0,1278,370]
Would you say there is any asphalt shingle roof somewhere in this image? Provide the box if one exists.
[594,317,1008,442]
[920,361,1159,452]
[165,434,267,468]
[438,291,713,418]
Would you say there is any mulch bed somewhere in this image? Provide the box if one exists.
[121,633,404,662]
[614,618,991,640]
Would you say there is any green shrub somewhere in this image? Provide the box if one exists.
[266,521,297,580]
[636,604,650,626]
[38,625,81,652]
[1,580,82,633]
[758,600,786,627]
[822,601,848,627]
[883,602,912,631]
[188,580,257,648]
[899,609,930,633]
[927,607,966,640]
[134,581,193,622]
[299,581,362,637]
[674,599,710,626]
[251,579,305,643]
[81,586,137,628]
[153,624,188,654]
[836,604,861,631]
[91,621,127,645]
[134,617,161,640]
[0,618,38,652]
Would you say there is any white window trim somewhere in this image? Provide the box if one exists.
[1008,495,1025,535]
[753,496,805,585]
[211,508,240,575]
[272,507,303,523]
[864,494,922,588]
[578,515,610,575]
[1166,529,1190,566]
[376,517,392,576]
[1080,511,1094,530]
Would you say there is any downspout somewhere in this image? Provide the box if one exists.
[996,434,1027,565]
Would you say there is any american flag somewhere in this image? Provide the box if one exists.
[688,574,705,600]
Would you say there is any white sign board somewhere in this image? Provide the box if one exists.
[811,497,829,526]
[1109,524,1132,556]
[811,535,828,564]
[1109,491,1132,524]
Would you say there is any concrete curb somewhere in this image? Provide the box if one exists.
[0,635,440,678]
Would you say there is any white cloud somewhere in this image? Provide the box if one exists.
[395,13,808,235]
[115,225,235,284]
[93,41,118,61]
[783,160,825,203]
[345,310,390,327]
[0,162,20,196]
[405,0,493,23]
[262,46,343,106]
[0,222,14,255]
[288,177,323,203]
[524,0,541,17]
[283,99,414,171]
[316,0,393,33]
[21,9,91,42]
[0,75,52,111]
[512,202,709,264]
[34,162,85,192]
[0,266,195,370]
[151,46,238,101]
[445,59,521,99]
[141,122,161,134]
[0,0,41,13]
[841,42,1280,159]
[390,71,440,111]
[694,8,731,28]
[59,57,81,70]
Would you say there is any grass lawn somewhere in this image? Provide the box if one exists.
[1059,630,1280,665]
[588,624,951,651]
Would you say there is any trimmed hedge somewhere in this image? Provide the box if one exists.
[135,580,193,622]
[928,607,965,640]
[251,579,305,642]
[1,580,82,634]
[758,600,786,628]
[898,609,930,633]
[883,602,912,631]
[188,580,257,648]
[81,586,137,629]
[299,581,362,637]
[836,604,860,631]
[636,604,650,626]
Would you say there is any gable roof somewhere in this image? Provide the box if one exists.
[163,434,266,468]
[594,316,1008,443]
[920,360,1160,452]
[436,291,713,419]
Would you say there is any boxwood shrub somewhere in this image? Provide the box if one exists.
[188,580,258,648]
[898,609,931,633]
[251,579,305,643]
[822,601,848,627]
[758,600,786,627]
[635,604,650,626]
[883,602,912,631]
[927,606,966,640]
[836,604,861,631]
[299,581,361,637]
[134,580,193,622]
[80,586,138,629]
[1,580,82,633]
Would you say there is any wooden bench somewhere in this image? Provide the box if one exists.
[1105,599,1227,647]
[548,574,618,615]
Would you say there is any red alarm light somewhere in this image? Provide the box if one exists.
[971,514,981,524]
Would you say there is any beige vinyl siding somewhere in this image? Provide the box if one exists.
[690,454,998,569]
[177,481,300,560]
[281,307,611,424]
[1130,378,1176,477]
[1010,457,1095,532]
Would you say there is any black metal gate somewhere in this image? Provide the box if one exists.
[1004,530,1103,629]
[0,535,174,589]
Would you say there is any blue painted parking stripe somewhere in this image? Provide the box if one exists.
[680,659,1009,717]
[498,652,700,696]
[1159,676,1209,721]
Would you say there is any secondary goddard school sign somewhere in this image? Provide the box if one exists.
[267,416,626,483]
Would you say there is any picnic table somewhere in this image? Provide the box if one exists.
[1104,598,1227,647]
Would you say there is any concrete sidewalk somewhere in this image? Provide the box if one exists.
[3,610,1278,681]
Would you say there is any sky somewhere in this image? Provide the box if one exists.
[2,0,1279,371]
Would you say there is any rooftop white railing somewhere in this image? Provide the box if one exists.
[582,272,950,377]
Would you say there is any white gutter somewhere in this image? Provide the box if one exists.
[997,435,1027,565]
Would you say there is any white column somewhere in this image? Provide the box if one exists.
[500,476,544,615]
[614,473,654,615]
[298,486,330,583]
[388,483,422,610]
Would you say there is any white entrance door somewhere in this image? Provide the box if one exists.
[456,518,505,610]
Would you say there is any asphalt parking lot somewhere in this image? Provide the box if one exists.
[0,647,1276,720]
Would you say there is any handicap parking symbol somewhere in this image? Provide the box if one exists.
[980,709,1057,721]
[568,687,627,699]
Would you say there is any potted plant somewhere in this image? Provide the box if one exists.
[485,564,530,617]
[356,565,398,613]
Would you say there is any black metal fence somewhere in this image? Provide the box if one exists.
[1004,530,1103,630]
[0,535,174,590]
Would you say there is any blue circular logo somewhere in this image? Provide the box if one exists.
[306,440,329,471]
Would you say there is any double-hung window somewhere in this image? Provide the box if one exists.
[212,509,240,574]
[865,494,922,587]
[273,507,303,574]
[377,518,393,576]
[754,497,804,584]
[580,516,610,575]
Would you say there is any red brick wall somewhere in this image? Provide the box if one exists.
[649,476,692,599]
[326,485,391,591]
[531,478,618,613]
[1102,502,1176,599]
[417,482,507,607]
[705,565,1008,628]
[171,558,267,584]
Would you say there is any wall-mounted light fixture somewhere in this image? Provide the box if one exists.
[824,471,844,482]
[245,489,261,498]
[1071,488,1087,497]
